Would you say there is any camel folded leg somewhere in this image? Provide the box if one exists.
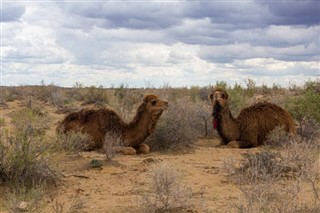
[136,143,150,154]
[227,140,253,148]
[114,147,137,155]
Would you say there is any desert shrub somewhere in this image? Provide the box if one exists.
[4,186,47,213]
[31,82,62,103]
[49,192,85,213]
[265,126,291,147]
[197,86,212,101]
[0,118,5,127]
[215,81,228,90]
[232,179,303,213]
[146,98,203,152]
[227,133,320,212]
[141,162,193,213]
[1,86,26,101]
[11,107,50,136]
[112,87,142,122]
[231,150,284,184]
[286,81,320,123]
[193,101,212,137]
[0,132,61,189]
[103,132,123,161]
[298,116,320,141]
[228,87,246,116]
[55,131,92,154]
[82,85,108,106]
[245,78,256,97]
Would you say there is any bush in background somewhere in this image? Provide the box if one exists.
[286,81,320,123]
[146,98,203,152]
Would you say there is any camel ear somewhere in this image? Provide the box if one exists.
[143,96,148,104]
[225,92,229,100]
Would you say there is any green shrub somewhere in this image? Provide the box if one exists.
[82,85,108,106]
[11,107,49,136]
[0,132,61,189]
[286,81,320,122]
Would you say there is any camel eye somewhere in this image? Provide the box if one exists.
[221,94,225,99]
[209,94,214,100]
[151,100,157,106]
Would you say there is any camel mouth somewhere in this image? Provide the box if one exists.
[212,102,221,117]
[161,103,169,110]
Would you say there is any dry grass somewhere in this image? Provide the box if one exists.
[225,120,320,212]
[146,98,204,152]
[103,132,123,161]
[140,162,193,213]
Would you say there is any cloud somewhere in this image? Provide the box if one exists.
[258,0,320,26]
[1,1,319,88]
[1,3,25,22]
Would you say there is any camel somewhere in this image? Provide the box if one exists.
[209,88,296,148]
[57,94,168,154]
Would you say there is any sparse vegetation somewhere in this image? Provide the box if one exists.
[286,80,320,123]
[225,113,320,213]
[0,80,319,212]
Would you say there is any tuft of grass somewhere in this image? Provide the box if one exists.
[140,162,193,213]
[11,107,49,136]
[103,132,123,161]
[0,133,62,189]
[0,118,5,127]
[226,132,320,212]
[4,185,47,213]
[265,126,291,147]
[55,131,93,154]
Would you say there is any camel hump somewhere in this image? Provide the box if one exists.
[242,102,286,114]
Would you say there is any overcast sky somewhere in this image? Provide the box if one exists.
[1,0,319,88]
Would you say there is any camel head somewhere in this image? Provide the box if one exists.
[143,94,169,122]
[209,88,229,129]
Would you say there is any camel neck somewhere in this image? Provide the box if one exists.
[217,108,240,141]
[123,103,152,147]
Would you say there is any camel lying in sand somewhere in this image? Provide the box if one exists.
[209,88,296,148]
[57,94,168,154]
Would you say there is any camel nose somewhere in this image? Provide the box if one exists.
[163,101,169,109]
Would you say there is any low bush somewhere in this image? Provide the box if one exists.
[140,162,193,213]
[11,107,49,136]
[146,98,203,152]
[55,131,92,154]
[286,81,320,123]
[103,132,123,161]
[0,132,61,189]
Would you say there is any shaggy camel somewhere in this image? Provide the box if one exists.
[209,88,296,148]
[57,94,168,154]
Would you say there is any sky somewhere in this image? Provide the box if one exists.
[1,0,320,88]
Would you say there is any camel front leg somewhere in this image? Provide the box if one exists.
[136,143,150,154]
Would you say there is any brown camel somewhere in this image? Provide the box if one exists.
[57,94,168,154]
[209,88,296,148]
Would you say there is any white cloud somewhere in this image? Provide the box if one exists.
[1,1,319,88]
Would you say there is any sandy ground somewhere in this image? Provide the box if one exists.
[0,100,319,213]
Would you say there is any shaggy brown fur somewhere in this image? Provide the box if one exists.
[57,94,168,153]
[209,88,296,148]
